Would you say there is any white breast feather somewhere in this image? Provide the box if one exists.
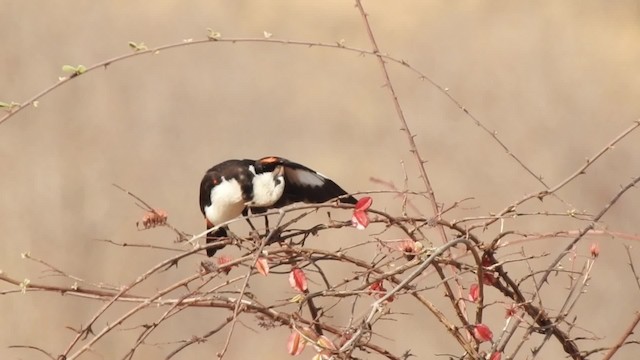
[205,178,246,225]
[250,172,285,207]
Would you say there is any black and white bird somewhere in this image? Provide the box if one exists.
[199,156,358,256]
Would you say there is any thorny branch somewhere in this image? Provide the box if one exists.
[2,4,640,360]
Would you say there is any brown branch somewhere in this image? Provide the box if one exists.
[473,121,640,233]
[217,211,286,359]
[8,345,57,360]
[625,245,640,292]
[541,120,640,197]
[113,183,189,241]
[353,0,445,241]
[537,176,640,288]
[602,311,640,360]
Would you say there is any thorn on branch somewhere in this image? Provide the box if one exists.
[536,190,549,201]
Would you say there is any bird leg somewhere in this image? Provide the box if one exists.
[263,215,270,233]
[245,207,281,245]
[242,207,259,235]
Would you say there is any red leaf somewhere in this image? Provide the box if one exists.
[351,210,370,230]
[369,281,383,293]
[481,254,495,267]
[482,272,496,285]
[255,257,269,276]
[468,283,479,302]
[287,331,305,356]
[368,280,394,302]
[289,268,308,292]
[490,352,502,360]
[354,196,373,211]
[473,323,493,343]
[217,255,234,275]
[590,242,600,258]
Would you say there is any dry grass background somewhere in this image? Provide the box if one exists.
[1,1,640,359]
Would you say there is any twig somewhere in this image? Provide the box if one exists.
[541,120,640,197]
[537,176,640,289]
[113,183,189,241]
[8,345,57,360]
[601,311,640,360]
[625,245,640,292]
[216,211,286,359]
[353,0,443,238]
[473,122,640,233]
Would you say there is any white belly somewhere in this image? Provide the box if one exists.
[204,178,246,225]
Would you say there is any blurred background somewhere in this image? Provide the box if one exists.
[1,1,640,359]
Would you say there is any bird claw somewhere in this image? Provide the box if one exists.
[265,228,283,245]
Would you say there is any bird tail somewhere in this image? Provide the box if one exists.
[206,225,228,257]
[340,195,358,205]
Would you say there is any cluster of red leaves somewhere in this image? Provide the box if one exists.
[369,280,395,302]
[136,209,168,229]
[351,197,372,229]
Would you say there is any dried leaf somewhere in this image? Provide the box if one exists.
[316,335,336,351]
[287,331,305,356]
[136,209,168,229]
[256,257,269,276]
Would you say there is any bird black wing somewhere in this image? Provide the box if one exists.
[255,156,357,208]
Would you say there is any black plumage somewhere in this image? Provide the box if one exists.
[199,156,356,257]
